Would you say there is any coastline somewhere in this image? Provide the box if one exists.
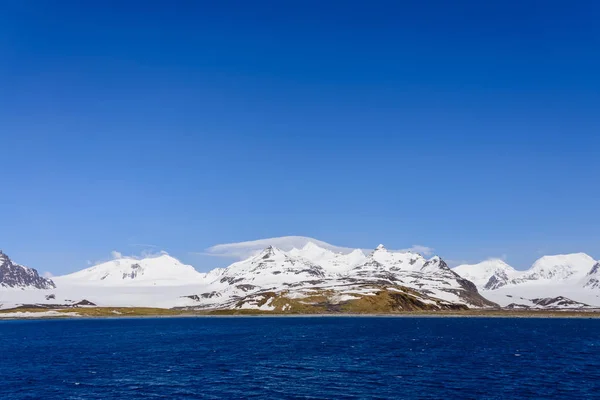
[1,307,600,320]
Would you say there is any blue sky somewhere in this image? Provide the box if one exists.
[1,1,599,274]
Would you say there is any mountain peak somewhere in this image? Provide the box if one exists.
[455,259,516,273]
[258,245,285,259]
[421,256,452,273]
[453,259,518,290]
[58,253,204,285]
[302,241,319,250]
[375,244,387,251]
[0,251,55,290]
[533,252,593,263]
[527,253,596,280]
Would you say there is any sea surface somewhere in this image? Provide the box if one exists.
[1,317,599,399]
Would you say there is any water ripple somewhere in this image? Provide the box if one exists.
[1,317,599,399]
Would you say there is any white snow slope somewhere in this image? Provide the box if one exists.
[57,253,206,286]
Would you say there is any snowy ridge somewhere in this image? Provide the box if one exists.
[288,242,366,274]
[453,253,600,308]
[514,253,596,283]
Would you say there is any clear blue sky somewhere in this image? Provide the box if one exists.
[1,1,599,274]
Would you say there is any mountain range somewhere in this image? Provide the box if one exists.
[453,254,600,309]
[1,242,599,312]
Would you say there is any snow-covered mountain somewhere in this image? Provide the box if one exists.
[56,253,206,286]
[204,245,328,295]
[181,243,496,311]
[512,253,596,284]
[453,253,600,308]
[1,253,208,309]
[0,251,55,290]
[453,259,518,290]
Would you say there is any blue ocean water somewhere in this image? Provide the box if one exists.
[1,317,599,399]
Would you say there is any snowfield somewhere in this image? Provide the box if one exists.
[0,311,81,319]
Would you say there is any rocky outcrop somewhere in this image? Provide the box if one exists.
[583,263,600,289]
[0,251,55,289]
[484,270,512,290]
[507,296,593,310]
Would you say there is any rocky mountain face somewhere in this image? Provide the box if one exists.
[453,254,600,309]
[583,263,600,289]
[0,251,55,289]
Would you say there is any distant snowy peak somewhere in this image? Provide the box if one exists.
[453,259,518,290]
[349,245,455,280]
[0,251,55,290]
[420,256,453,274]
[368,244,426,271]
[455,253,600,293]
[517,253,596,282]
[57,253,205,286]
[288,241,334,259]
[287,242,366,274]
[212,244,326,288]
[222,244,323,276]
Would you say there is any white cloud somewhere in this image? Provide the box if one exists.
[139,249,167,258]
[110,250,123,259]
[200,236,435,260]
[43,271,54,278]
[402,245,435,256]
[448,255,511,269]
